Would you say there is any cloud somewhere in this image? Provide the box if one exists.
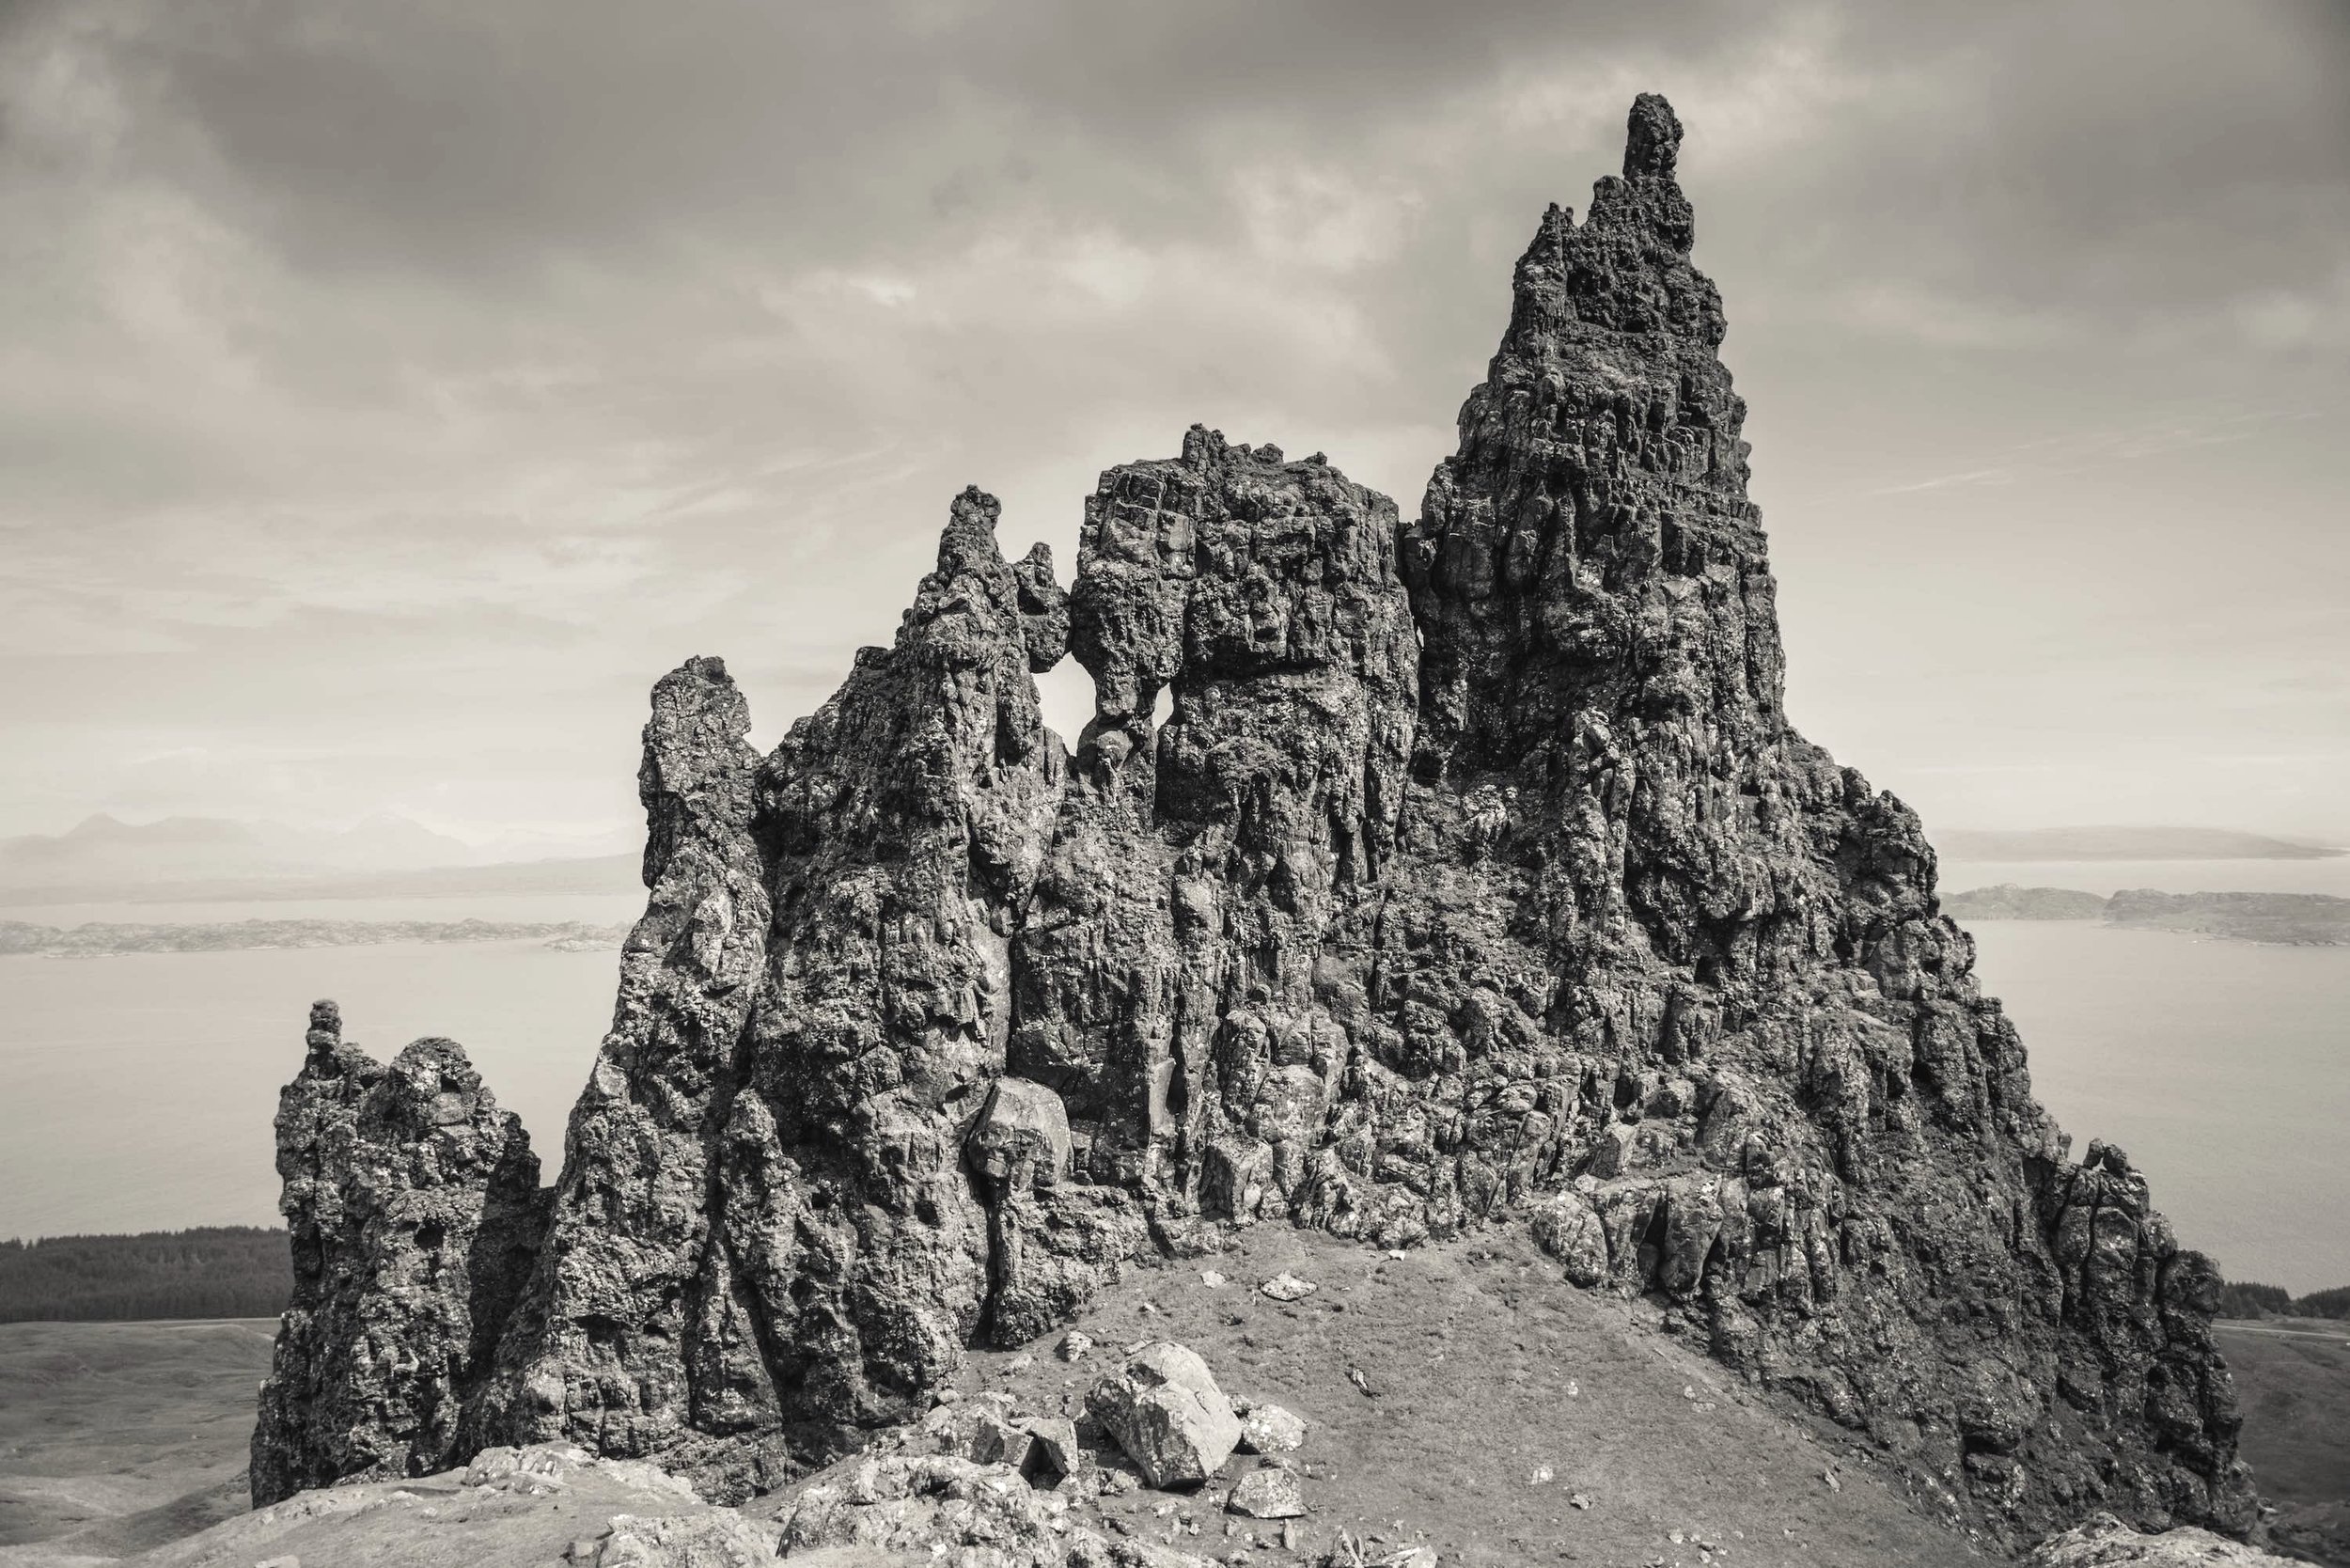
[1867,467,2015,497]
[0,0,2343,839]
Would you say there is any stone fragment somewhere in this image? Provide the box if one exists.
[1020,1416,1085,1478]
[1528,1192,1610,1288]
[968,1410,1037,1470]
[1086,1342,1244,1488]
[1258,1273,1317,1304]
[969,1075,1073,1185]
[1058,1330,1096,1362]
[1237,1403,1307,1456]
[1225,1464,1307,1519]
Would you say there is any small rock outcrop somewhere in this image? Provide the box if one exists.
[2024,1511,2300,1566]
[776,1451,1214,1568]
[253,95,2255,1549]
[252,1003,543,1504]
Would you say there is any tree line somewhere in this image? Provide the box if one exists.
[2217,1279,2350,1321]
[0,1227,291,1322]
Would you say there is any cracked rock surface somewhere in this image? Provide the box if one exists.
[254,94,2254,1549]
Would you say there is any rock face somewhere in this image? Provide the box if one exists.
[254,95,2253,1546]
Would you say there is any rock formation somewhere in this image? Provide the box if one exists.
[255,95,2255,1548]
[252,1002,544,1501]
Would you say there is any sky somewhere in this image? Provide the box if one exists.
[1,0,2344,855]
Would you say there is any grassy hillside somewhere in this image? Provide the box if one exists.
[2216,1319,2350,1566]
[0,1230,290,1324]
[0,1318,274,1560]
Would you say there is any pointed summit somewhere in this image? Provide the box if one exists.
[1622,90,1683,180]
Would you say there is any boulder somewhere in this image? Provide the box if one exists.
[1020,1416,1085,1479]
[1259,1273,1318,1304]
[1086,1342,1243,1488]
[1237,1403,1307,1456]
[969,1076,1073,1186]
[1226,1463,1307,1519]
[1528,1193,1610,1288]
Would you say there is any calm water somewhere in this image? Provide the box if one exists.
[0,876,2342,1293]
[1966,922,2349,1294]
[0,941,618,1239]
[0,892,648,928]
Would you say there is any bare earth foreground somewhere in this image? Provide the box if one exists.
[0,1231,2336,1566]
[4,1231,1976,1566]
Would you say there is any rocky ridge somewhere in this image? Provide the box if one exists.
[253,96,2257,1553]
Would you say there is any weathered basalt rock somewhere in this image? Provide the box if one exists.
[2024,1511,2299,1566]
[252,1002,543,1504]
[1086,1341,1244,1488]
[255,95,2253,1548]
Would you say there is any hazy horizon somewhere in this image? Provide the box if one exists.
[2,0,2344,850]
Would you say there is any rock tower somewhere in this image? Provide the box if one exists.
[255,96,2253,1546]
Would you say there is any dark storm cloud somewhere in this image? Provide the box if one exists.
[89,0,1753,273]
[65,0,2344,328]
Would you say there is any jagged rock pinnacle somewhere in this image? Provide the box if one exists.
[1623,90,1683,179]
[254,98,2254,1548]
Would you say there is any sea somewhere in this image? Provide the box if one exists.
[1,862,2343,1293]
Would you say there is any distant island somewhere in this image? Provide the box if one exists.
[1945,886,2350,946]
[0,917,628,957]
[1937,825,2342,861]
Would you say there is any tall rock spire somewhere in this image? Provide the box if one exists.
[253,96,2253,1547]
[1384,93,2250,1539]
[471,654,775,1467]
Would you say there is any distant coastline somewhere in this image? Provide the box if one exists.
[1937,826,2342,862]
[0,917,628,957]
[1946,886,2350,946]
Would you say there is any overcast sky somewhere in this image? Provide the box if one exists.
[2,0,2344,853]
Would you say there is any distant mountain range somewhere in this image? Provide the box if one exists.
[0,917,627,956]
[1936,826,2343,862]
[0,815,638,905]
